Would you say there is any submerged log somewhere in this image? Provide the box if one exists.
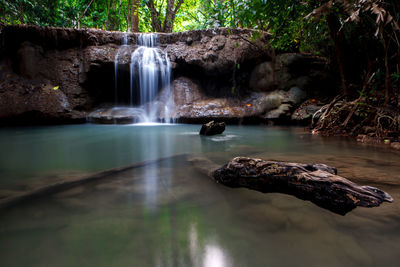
[210,157,393,215]
[0,154,187,211]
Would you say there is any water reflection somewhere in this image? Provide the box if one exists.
[0,125,400,266]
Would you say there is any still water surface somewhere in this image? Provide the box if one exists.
[0,124,399,266]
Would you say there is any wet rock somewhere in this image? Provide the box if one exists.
[172,77,204,106]
[200,121,226,136]
[87,107,147,124]
[390,142,400,150]
[249,61,275,91]
[211,157,393,215]
[291,100,323,124]
[165,29,271,76]
[171,77,298,123]
[287,87,307,105]
[1,25,272,125]
[172,77,270,121]
[257,91,283,112]
[17,42,42,79]
[0,71,84,125]
[263,103,292,120]
[356,134,379,144]
[275,53,333,96]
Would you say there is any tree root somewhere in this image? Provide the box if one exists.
[312,95,400,140]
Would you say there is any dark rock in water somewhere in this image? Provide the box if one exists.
[200,121,226,136]
[211,157,393,215]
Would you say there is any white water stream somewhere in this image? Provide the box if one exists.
[114,33,174,123]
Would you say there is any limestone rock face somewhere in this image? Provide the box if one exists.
[171,76,289,122]
[170,77,313,123]
[0,25,271,125]
[263,103,292,120]
[165,29,271,76]
[287,87,307,105]
[172,77,204,107]
[0,25,333,125]
[249,61,275,91]
[0,70,83,124]
[17,42,42,79]
[275,53,331,93]
[291,100,323,124]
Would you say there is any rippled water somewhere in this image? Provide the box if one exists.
[0,124,399,266]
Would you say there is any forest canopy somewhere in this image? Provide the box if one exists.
[0,0,330,52]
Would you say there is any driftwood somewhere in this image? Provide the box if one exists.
[207,157,392,215]
[0,154,187,211]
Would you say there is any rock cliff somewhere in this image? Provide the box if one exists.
[0,25,335,125]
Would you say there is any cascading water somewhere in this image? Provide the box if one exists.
[108,33,175,124]
[130,34,174,123]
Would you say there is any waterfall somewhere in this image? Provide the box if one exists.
[112,33,174,124]
[130,34,174,123]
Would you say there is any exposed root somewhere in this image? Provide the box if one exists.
[312,95,400,141]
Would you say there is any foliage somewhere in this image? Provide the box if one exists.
[0,0,330,52]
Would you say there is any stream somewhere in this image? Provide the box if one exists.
[0,124,399,267]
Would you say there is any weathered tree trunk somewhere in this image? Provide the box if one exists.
[147,0,183,33]
[146,0,162,32]
[163,0,176,33]
[210,157,393,215]
[131,0,139,32]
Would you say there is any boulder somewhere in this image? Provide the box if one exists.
[172,77,204,107]
[199,121,226,136]
[249,61,275,91]
[291,100,323,124]
[87,107,147,124]
[287,86,307,105]
[275,53,332,95]
[257,91,283,112]
[211,157,393,215]
[263,103,292,120]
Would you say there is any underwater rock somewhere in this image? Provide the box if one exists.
[199,121,226,136]
[211,157,393,215]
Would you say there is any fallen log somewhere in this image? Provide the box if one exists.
[210,157,393,215]
[0,154,187,211]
